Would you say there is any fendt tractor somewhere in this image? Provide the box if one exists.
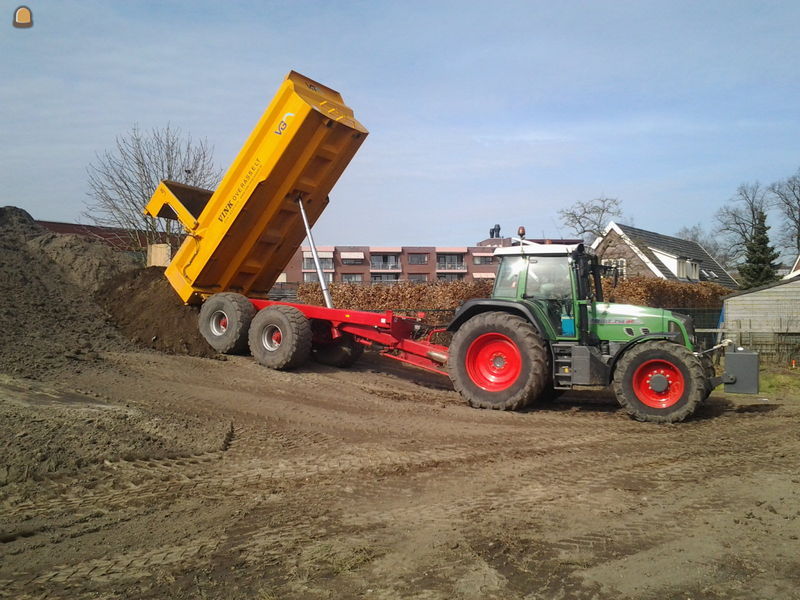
[145,71,759,424]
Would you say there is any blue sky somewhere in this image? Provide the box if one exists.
[2,1,798,247]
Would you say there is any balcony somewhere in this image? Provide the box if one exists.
[370,263,401,271]
[435,262,467,272]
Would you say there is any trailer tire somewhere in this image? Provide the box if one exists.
[613,340,705,423]
[198,293,256,354]
[312,334,364,368]
[448,312,547,410]
[249,305,312,370]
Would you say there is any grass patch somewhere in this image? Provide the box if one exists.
[759,366,800,400]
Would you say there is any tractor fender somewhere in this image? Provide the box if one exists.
[607,332,683,381]
[447,299,545,335]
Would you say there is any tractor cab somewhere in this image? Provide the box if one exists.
[492,242,584,341]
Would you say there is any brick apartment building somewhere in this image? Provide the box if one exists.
[279,230,581,284]
[35,219,579,286]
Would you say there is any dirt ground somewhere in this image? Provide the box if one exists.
[1,349,798,600]
[1,207,799,599]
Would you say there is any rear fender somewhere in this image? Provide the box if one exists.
[447,299,546,335]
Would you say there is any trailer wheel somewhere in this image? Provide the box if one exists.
[249,305,312,370]
[312,334,364,368]
[198,293,256,354]
[448,312,547,410]
[613,340,705,423]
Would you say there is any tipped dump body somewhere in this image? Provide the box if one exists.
[144,71,368,304]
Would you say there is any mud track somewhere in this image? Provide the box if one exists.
[1,349,798,600]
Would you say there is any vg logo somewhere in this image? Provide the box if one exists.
[274,112,295,135]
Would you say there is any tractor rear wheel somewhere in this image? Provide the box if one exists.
[613,340,705,423]
[448,312,547,410]
[198,293,256,354]
[248,305,312,370]
[312,333,364,368]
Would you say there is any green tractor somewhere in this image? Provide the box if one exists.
[447,241,757,423]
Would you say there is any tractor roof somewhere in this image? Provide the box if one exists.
[494,241,581,257]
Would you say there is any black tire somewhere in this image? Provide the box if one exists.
[700,354,716,399]
[198,293,256,354]
[312,334,364,368]
[248,305,312,370]
[612,340,705,423]
[448,312,547,410]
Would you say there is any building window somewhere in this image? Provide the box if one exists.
[341,273,363,283]
[473,255,494,265]
[601,258,627,279]
[371,273,400,283]
[436,253,466,271]
[303,257,334,270]
[437,273,465,281]
[342,258,363,265]
[408,273,428,283]
[370,254,400,270]
[408,253,429,265]
[304,272,333,283]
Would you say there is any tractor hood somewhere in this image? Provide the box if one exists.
[591,302,670,341]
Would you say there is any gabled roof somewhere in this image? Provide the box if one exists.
[787,254,800,279]
[592,222,739,289]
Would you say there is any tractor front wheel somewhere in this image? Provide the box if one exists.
[448,312,547,410]
[613,340,705,423]
[248,305,312,370]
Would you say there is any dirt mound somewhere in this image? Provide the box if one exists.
[0,207,127,379]
[26,232,140,294]
[99,267,217,357]
[0,205,46,238]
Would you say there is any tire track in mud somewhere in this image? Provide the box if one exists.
[2,354,796,600]
[328,415,799,534]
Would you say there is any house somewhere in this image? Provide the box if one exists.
[784,254,800,280]
[591,222,739,289]
[723,276,800,360]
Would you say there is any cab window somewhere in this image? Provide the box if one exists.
[523,256,576,336]
[493,256,527,298]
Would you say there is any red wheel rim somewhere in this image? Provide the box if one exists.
[632,359,685,408]
[465,333,522,392]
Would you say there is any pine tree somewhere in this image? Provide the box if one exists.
[737,209,779,289]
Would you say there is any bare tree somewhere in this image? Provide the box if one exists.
[769,168,800,256]
[558,196,623,243]
[714,182,772,263]
[674,223,736,270]
[85,124,223,250]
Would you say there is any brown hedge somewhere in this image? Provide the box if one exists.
[604,277,730,308]
[297,276,730,318]
[297,280,494,324]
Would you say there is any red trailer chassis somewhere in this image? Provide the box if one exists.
[250,299,450,376]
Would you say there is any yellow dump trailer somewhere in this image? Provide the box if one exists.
[144,71,368,304]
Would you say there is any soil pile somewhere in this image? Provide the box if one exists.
[0,207,127,379]
[98,267,217,357]
[27,232,140,294]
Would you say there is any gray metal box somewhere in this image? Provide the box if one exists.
[724,350,760,394]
